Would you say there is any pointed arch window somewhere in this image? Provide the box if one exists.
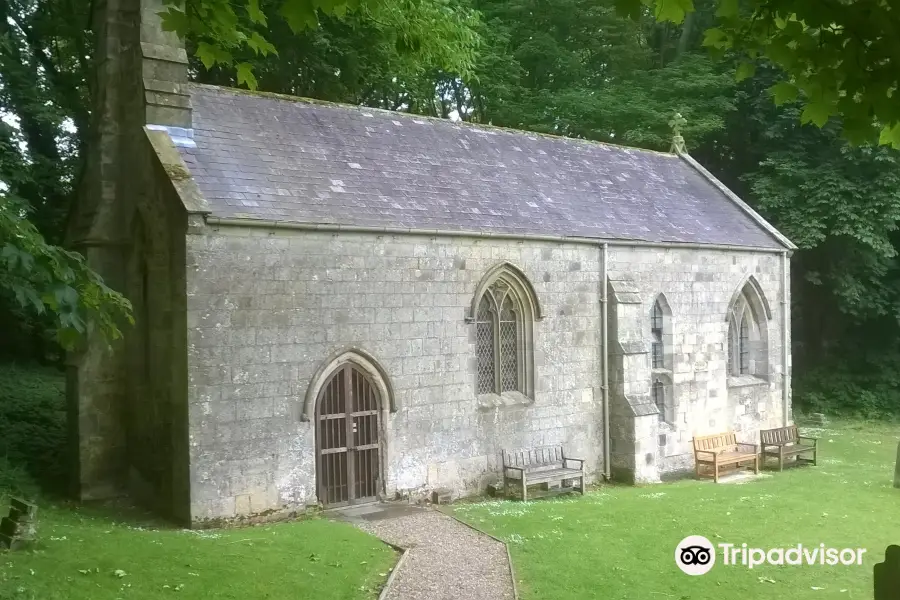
[729,305,757,376]
[648,294,675,424]
[652,380,665,416]
[726,276,771,381]
[476,280,524,395]
[470,263,541,400]
[649,294,672,372]
[651,300,664,369]
[738,309,751,374]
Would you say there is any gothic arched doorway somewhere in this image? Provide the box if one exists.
[315,364,382,507]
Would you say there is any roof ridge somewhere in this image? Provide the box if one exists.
[675,150,796,251]
[190,82,679,159]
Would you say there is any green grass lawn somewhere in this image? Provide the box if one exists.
[0,503,396,600]
[452,419,900,599]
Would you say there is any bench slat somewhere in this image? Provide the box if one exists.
[761,425,800,446]
[693,432,738,452]
[502,444,585,501]
[760,425,817,471]
[692,430,759,483]
[503,445,568,469]
[504,467,582,482]
[762,445,814,456]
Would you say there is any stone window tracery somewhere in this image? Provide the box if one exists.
[469,263,541,400]
[476,280,525,395]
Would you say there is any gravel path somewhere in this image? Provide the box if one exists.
[355,509,515,600]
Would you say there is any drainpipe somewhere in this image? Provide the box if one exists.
[781,250,790,426]
[601,243,611,480]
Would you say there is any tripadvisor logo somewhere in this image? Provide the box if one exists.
[675,536,867,575]
[675,535,716,576]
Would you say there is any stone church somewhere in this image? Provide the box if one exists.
[67,0,795,525]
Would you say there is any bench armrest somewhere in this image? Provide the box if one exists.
[797,436,817,445]
[737,443,758,453]
[503,465,524,473]
[695,450,718,460]
[563,458,584,468]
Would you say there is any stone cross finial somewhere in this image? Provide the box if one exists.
[669,112,687,154]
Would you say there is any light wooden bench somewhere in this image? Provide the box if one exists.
[760,425,817,471]
[692,432,759,483]
[502,445,584,501]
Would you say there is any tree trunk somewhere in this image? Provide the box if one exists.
[676,11,696,58]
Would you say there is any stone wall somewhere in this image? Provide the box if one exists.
[185,228,604,522]
[185,225,789,522]
[65,0,193,513]
[122,144,193,521]
[605,245,789,481]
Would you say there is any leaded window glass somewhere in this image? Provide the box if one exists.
[739,310,750,375]
[652,380,665,420]
[474,279,524,395]
[727,318,735,375]
[476,297,495,394]
[651,300,664,368]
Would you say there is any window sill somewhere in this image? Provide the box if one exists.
[727,375,769,388]
[477,391,534,409]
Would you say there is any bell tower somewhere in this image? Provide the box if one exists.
[66,0,192,520]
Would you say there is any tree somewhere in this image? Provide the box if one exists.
[699,61,900,416]
[168,0,900,147]
[0,0,132,356]
[164,0,482,89]
[620,0,900,148]
[192,3,481,114]
[1,197,133,352]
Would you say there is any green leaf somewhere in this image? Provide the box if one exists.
[1,243,20,270]
[247,0,267,25]
[54,285,78,308]
[715,0,739,19]
[654,0,693,24]
[878,123,900,149]
[236,62,259,90]
[158,7,189,36]
[330,1,349,18]
[842,118,878,146]
[280,0,319,33]
[247,32,277,56]
[196,42,219,70]
[702,27,729,49]
[800,100,835,128]
[735,62,755,82]
[764,36,795,68]
[770,82,799,105]
[57,327,81,351]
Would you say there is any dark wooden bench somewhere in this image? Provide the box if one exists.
[692,432,759,483]
[502,446,585,501]
[760,425,817,471]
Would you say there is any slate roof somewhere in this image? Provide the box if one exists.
[179,84,789,250]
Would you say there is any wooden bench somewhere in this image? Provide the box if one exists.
[760,425,817,471]
[692,432,759,483]
[502,446,585,501]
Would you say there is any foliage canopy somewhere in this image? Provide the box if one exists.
[168,0,900,147]
[0,0,898,416]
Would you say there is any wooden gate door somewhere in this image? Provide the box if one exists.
[315,365,381,507]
